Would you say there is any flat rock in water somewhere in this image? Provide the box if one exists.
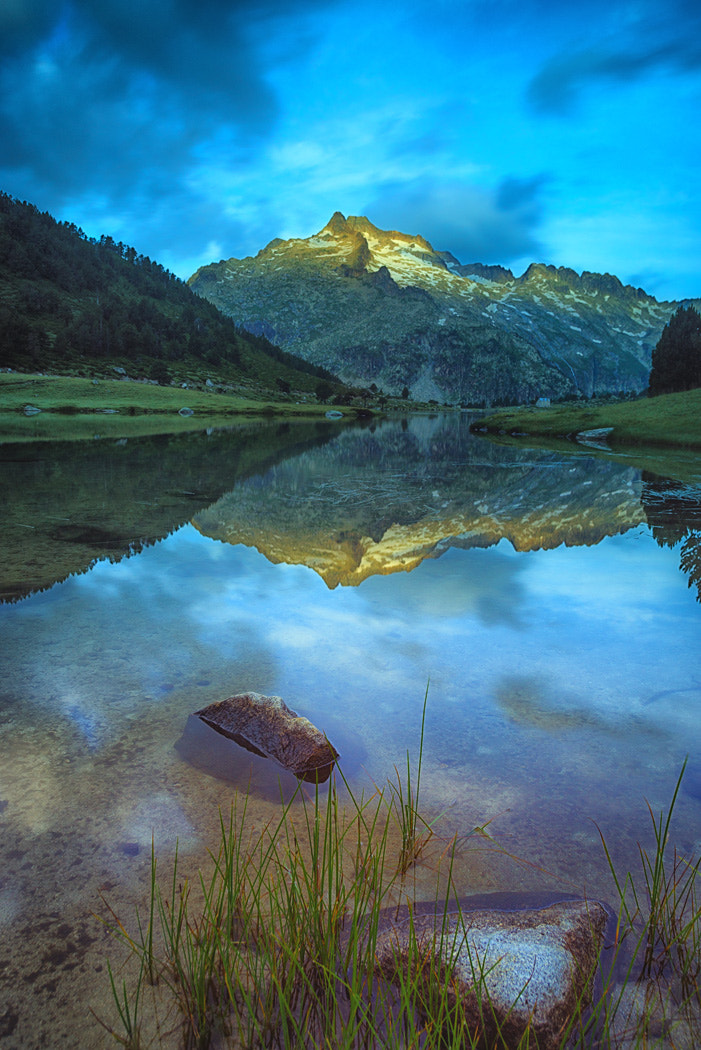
[374,898,609,1050]
[576,427,614,448]
[195,692,339,783]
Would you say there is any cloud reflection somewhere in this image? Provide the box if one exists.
[359,544,527,628]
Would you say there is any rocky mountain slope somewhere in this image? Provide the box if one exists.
[190,212,682,405]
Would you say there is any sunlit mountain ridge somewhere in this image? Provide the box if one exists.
[189,212,688,406]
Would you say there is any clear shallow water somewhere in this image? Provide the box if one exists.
[1,414,700,1046]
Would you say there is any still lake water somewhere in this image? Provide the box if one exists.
[1,412,701,1046]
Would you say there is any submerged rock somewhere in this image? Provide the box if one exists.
[195,692,339,783]
[373,897,609,1050]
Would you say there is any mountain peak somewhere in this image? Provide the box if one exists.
[323,211,348,234]
[320,212,383,241]
[319,212,436,256]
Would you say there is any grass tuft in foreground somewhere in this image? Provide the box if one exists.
[97,713,701,1049]
[592,759,701,1045]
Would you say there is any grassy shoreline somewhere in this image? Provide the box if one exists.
[0,372,371,441]
[473,388,701,449]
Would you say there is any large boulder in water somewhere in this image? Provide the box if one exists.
[194,692,339,783]
[373,897,610,1050]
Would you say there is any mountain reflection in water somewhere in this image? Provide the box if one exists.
[3,413,700,600]
[0,414,700,1048]
[193,414,646,587]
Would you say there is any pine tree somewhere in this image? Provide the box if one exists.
[649,305,701,395]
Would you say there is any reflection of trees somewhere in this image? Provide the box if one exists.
[642,473,701,602]
[1,421,339,603]
[680,540,701,603]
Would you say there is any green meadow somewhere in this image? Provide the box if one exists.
[475,388,701,449]
[0,372,361,441]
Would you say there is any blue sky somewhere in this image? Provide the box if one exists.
[1,0,699,300]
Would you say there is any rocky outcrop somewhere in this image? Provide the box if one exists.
[373,898,610,1050]
[342,231,371,274]
[453,260,514,283]
[195,692,339,783]
[575,426,615,449]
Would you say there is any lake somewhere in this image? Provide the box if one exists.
[1,412,700,1047]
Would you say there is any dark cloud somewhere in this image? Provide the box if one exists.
[366,175,548,264]
[528,2,701,114]
[0,0,57,57]
[78,0,283,129]
[0,1,334,219]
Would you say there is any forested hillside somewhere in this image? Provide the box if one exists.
[0,192,343,397]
